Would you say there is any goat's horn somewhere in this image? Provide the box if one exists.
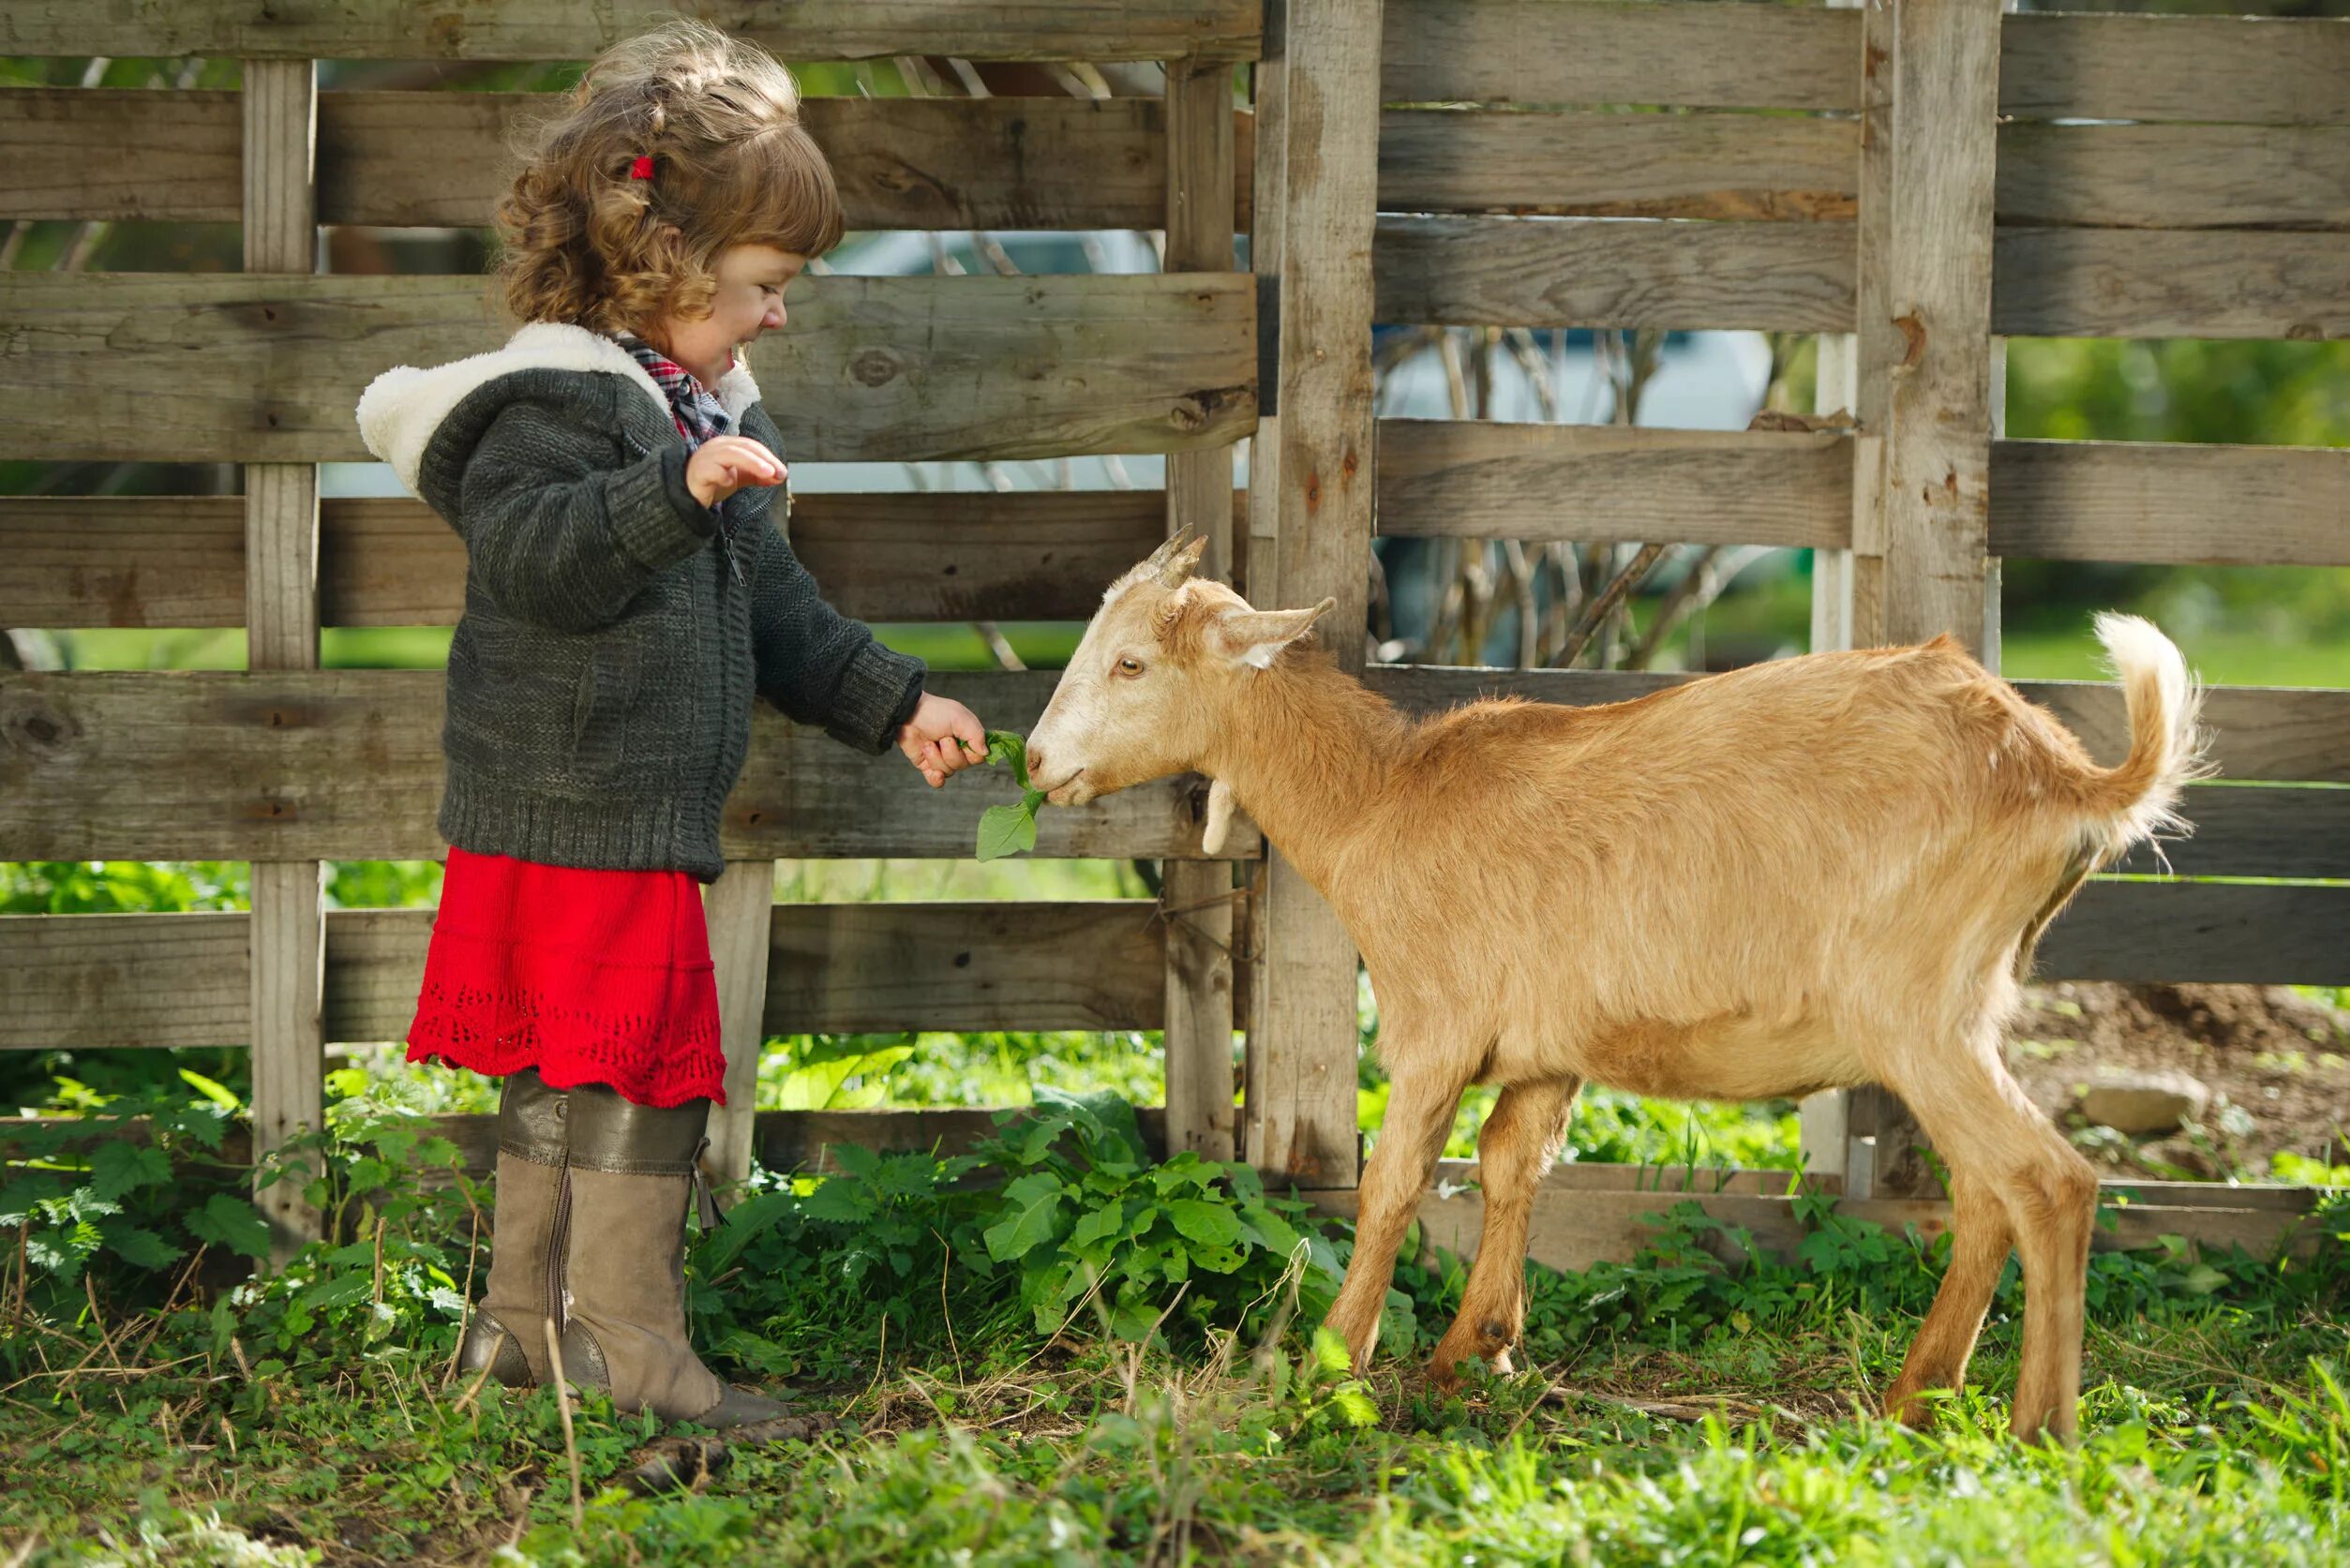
[1141,527,1190,575]
[1149,527,1205,588]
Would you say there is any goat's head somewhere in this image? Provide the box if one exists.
[1025,531,1335,812]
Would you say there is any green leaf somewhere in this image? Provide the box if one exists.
[178,1068,242,1113]
[980,728,1033,790]
[983,1182,1065,1262]
[89,1142,172,1202]
[186,1193,275,1260]
[1069,1200,1127,1254]
[1311,1324,1353,1380]
[1165,1199,1244,1251]
[802,1176,876,1226]
[101,1222,182,1269]
[976,801,1040,862]
[297,1274,373,1313]
[697,1188,800,1276]
[1332,1385,1381,1428]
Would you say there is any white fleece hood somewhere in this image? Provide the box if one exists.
[353,320,763,497]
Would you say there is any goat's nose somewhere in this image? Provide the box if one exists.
[1026,745,1048,782]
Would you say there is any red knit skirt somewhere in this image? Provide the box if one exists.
[405,845,730,1108]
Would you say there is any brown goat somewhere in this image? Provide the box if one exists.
[1026,535,2207,1443]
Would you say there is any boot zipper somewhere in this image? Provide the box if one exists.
[545,1161,573,1346]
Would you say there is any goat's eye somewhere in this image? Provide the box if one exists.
[1116,656,1145,677]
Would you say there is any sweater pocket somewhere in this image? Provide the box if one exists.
[569,635,642,784]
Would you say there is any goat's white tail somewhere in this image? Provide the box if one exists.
[2080,613,2208,845]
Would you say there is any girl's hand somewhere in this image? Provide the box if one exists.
[896,694,987,789]
[686,436,786,508]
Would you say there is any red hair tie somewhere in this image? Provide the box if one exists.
[628,155,653,180]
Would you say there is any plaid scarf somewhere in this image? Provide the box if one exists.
[612,333,746,584]
[613,333,733,449]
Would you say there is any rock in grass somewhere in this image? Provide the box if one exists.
[2078,1069,2211,1136]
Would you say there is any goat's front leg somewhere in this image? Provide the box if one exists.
[1430,1075,1581,1386]
[1323,1064,1467,1377]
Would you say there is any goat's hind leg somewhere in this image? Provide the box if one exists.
[1880,1023,2098,1444]
[1882,1170,2013,1428]
[1324,1055,1473,1377]
[1430,1076,1581,1386]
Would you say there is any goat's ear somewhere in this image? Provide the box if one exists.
[1201,778,1238,855]
[1218,596,1337,670]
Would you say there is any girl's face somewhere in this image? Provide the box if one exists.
[648,242,804,387]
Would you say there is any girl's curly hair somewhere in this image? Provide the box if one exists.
[493,20,845,335]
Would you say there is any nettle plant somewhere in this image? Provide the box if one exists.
[966,728,1047,861]
[690,1089,1348,1380]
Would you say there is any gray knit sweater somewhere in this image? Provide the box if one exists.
[356,321,925,883]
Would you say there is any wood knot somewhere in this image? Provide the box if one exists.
[3,695,78,759]
[1892,312,1926,374]
[848,349,901,388]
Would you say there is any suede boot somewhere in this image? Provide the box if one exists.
[555,1084,789,1428]
[455,1068,570,1388]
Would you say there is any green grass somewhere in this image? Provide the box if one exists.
[3,1098,2343,1567]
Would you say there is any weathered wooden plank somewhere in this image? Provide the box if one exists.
[1422,1158,2319,1213]
[1380,0,1860,112]
[1160,54,1243,1168]
[2015,680,2350,787]
[16,441,2345,631]
[1989,441,2350,569]
[704,862,777,1188]
[0,88,242,222]
[4,1106,2326,1218]
[0,2,1262,64]
[244,54,327,1261]
[1379,107,1857,222]
[1993,229,2350,342]
[1373,215,1853,333]
[1998,124,2350,234]
[2001,13,2350,128]
[762,901,1165,1035]
[2037,881,2350,988]
[1877,0,1998,663]
[1251,0,1383,1190]
[0,492,1225,629]
[0,669,1257,861]
[0,500,252,629]
[0,272,1257,465]
[1309,1180,2320,1274]
[2107,786,2350,882]
[0,90,1256,232]
[0,1107,1178,1186]
[3,901,1170,1051]
[0,911,252,1050]
[1360,666,2350,788]
[1376,420,1851,548]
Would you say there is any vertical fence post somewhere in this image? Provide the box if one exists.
[703,862,774,1191]
[1800,0,1891,1185]
[1841,0,2004,1200]
[1160,53,1242,1163]
[1237,1,1291,1159]
[243,56,326,1263]
[1244,0,1382,1191]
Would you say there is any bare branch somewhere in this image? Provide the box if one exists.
[1549,543,1669,669]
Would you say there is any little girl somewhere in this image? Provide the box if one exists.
[355,21,987,1430]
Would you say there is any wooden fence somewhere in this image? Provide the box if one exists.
[2,1,2345,1271]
